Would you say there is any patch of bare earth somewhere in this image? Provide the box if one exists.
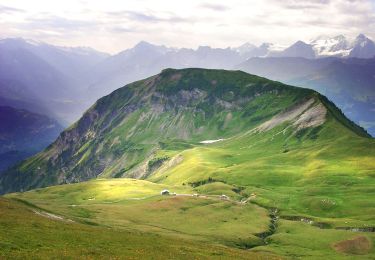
[333,236,372,255]
[293,102,326,130]
[156,154,184,175]
[256,98,327,132]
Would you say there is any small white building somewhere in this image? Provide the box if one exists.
[161,189,170,195]
[220,194,229,200]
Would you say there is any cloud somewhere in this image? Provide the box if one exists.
[110,26,137,33]
[271,0,330,10]
[0,0,374,53]
[0,4,25,14]
[25,15,98,31]
[199,3,229,11]
[106,10,189,23]
[278,0,330,6]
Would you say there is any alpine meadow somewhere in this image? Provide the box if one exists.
[0,0,375,259]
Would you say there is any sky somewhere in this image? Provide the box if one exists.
[0,0,374,54]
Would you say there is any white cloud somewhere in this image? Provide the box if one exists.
[0,0,374,53]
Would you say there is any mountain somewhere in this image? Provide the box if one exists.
[349,34,375,58]
[0,68,371,194]
[243,34,375,59]
[0,38,109,83]
[232,42,283,59]
[0,41,70,106]
[310,34,375,58]
[237,57,375,136]
[0,79,49,115]
[244,43,288,58]
[83,34,375,103]
[85,41,174,100]
[2,36,375,134]
[0,38,110,123]
[234,34,375,59]
[245,34,375,59]
[274,41,315,59]
[1,68,374,259]
[0,106,63,171]
[85,42,243,100]
[232,42,257,55]
[310,35,352,57]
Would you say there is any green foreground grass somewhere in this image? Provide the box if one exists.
[0,196,280,259]
[4,176,375,259]
[2,81,375,259]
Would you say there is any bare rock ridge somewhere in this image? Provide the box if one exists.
[256,98,327,132]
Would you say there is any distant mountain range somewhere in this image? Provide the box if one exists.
[0,106,63,171]
[0,34,374,137]
[236,34,375,59]
[0,38,107,170]
[0,38,109,123]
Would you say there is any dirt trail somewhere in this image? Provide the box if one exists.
[33,210,74,223]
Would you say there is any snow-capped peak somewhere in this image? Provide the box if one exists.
[308,34,375,58]
[310,34,351,57]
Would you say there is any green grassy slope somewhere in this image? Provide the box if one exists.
[0,194,278,259]
[6,179,269,248]
[1,68,374,259]
[150,105,375,221]
[144,96,375,258]
[5,177,375,259]
[1,68,336,194]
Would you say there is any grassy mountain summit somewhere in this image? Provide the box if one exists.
[0,68,371,194]
[1,68,375,258]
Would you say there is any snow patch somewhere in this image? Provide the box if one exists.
[199,139,225,144]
